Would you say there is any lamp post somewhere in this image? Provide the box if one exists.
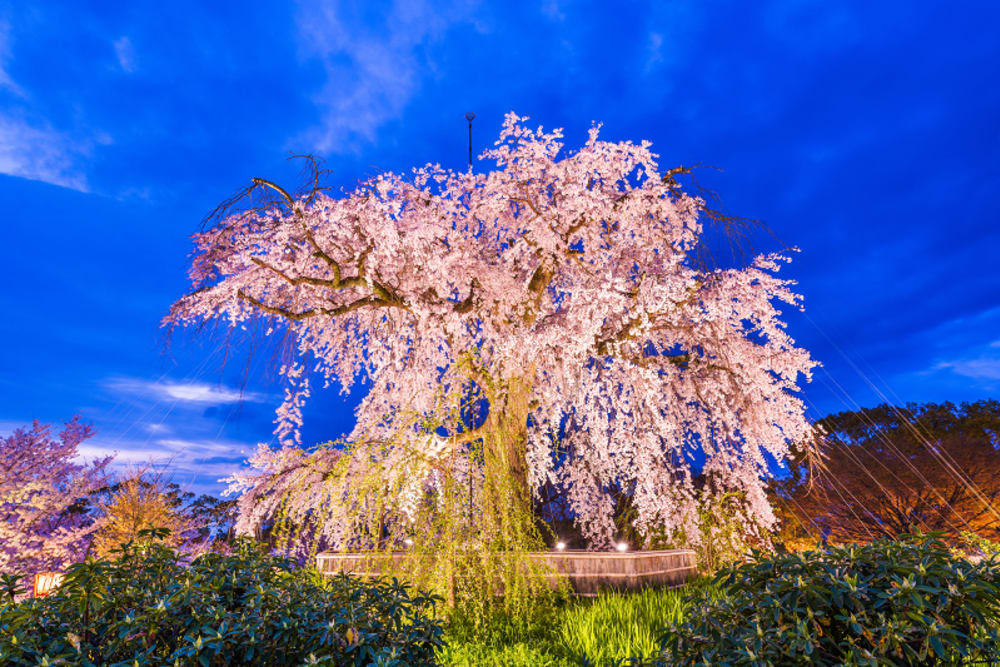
[465,112,475,170]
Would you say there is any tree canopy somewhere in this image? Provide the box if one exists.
[774,400,1000,544]
[0,418,110,576]
[166,114,816,550]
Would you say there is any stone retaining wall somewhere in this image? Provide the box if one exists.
[316,549,697,596]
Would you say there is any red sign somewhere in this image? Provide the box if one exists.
[32,572,64,598]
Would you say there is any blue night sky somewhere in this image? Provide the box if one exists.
[1,1,998,495]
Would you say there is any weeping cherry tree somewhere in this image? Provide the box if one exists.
[165,114,816,601]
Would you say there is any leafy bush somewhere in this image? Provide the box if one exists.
[656,534,1000,665]
[960,530,1000,560]
[0,529,444,666]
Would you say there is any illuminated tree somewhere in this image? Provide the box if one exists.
[166,114,817,551]
[91,472,198,558]
[775,401,1000,544]
[0,418,111,576]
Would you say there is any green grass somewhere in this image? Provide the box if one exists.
[437,580,714,667]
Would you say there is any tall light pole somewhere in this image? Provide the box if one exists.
[465,112,475,171]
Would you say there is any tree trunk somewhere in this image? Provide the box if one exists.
[484,375,531,502]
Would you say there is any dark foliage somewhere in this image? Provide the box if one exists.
[774,400,1000,544]
[0,529,444,666]
[655,534,1000,665]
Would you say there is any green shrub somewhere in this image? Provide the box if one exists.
[0,529,444,666]
[654,534,1000,665]
[960,531,1000,559]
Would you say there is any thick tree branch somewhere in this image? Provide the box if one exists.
[251,177,295,206]
[236,289,408,321]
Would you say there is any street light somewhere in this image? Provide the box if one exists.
[465,112,476,170]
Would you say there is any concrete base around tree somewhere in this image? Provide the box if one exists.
[316,549,697,596]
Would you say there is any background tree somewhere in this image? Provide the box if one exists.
[92,470,237,557]
[92,471,196,557]
[0,417,111,577]
[774,400,1000,544]
[166,114,817,556]
[183,491,237,549]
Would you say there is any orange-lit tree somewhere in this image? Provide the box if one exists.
[92,472,196,558]
[774,400,1000,544]
[92,471,237,557]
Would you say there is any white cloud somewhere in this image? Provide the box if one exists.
[935,357,1000,381]
[155,437,246,456]
[105,377,267,405]
[0,20,95,191]
[540,0,566,21]
[0,416,254,497]
[160,382,256,404]
[0,115,90,191]
[0,19,22,96]
[76,443,167,464]
[646,32,664,72]
[77,435,254,496]
[113,36,136,73]
[294,0,480,152]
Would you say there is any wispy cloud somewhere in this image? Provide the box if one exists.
[113,36,136,74]
[0,418,252,496]
[934,357,1000,381]
[0,19,22,95]
[78,435,253,496]
[79,437,244,465]
[105,378,267,405]
[294,0,481,152]
[0,115,90,191]
[907,309,1000,385]
[540,0,566,21]
[645,32,664,72]
[640,3,701,78]
[0,19,94,191]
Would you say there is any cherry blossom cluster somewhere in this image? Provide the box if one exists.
[0,418,111,576]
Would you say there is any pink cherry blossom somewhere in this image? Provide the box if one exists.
[0,417,111,577]
[166,114,817,549]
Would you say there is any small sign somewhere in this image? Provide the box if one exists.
[33,572,64,598]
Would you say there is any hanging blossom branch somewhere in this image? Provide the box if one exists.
[166,113,817,548]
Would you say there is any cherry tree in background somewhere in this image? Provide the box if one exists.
[166,114,817,550]
[0,418,111,576]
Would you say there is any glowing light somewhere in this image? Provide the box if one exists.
[616,542,628,552]
[555,541,566,551]
[403,538,414,547]
[33,572,64,598]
